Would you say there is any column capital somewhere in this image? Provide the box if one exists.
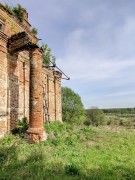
[30,47,42,54]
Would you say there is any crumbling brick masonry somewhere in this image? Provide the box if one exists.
[0,4,62,142]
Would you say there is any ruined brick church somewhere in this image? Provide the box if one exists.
[0,4,62,142]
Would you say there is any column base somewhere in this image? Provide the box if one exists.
[27,128,47,143]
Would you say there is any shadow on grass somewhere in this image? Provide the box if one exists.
[0,144,135,180]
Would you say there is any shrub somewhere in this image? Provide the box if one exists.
[107,116,115,125]
[12,117,29,136]
[106,116,135,127]
[118,118,134,126]
[85,108,107,126]
[64,162,80,175]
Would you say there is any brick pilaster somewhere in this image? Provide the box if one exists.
[0,31,8,137]
[54,71,62,121]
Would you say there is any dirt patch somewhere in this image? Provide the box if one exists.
[84,141,100,148]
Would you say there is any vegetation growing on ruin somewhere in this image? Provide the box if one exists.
[42,43,56,66]
[12,4,25,22]
[31,27,38,36]
[11,117,29,137]
[0,122,135,179]
[3,4,14,15]
[3,4,25,22]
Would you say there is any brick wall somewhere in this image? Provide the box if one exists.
[0,4,37,43]
[42,68,62,122]
[0,4,34,133]
[54,71,62,121]
[7,51,30,130]
[0,31,8,137]
[0,4,62,139]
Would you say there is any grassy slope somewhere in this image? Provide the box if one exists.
[0,123,135,180]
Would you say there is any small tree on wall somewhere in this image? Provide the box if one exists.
[42,43,56,66]
[31,27,38,36]
[42,44,51,66]
[62,87,85,124]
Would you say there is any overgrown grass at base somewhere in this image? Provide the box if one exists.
[0,122,135,179]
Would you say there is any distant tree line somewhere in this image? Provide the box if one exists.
[102,108,135,114]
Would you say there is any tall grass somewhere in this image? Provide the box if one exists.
[0,123,135,179]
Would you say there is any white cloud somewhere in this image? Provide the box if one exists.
[57,23,135,83]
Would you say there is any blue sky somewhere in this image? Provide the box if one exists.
[1,0,135,108]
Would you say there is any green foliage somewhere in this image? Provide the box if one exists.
[0,123,135,179]
[0,134,17,145]
[44,122,75,146]
[85,108,107,126]
[65,162,80,175]
[12,117,29,136]
[102,108,135,115]
[3,4,14,15]
[31,27,38,36]
[3,4,25,22]
[102,108,135,127]
[62,87,85,123]
[42,44,51,66]
[12,4,25,22]
[106,115,135,127]
[42,43,56,66]
[44,121,68,134]
[51,55,56,66]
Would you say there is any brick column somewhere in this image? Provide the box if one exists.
[27,48,47,143]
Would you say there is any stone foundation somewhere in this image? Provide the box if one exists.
[27,128,47,143]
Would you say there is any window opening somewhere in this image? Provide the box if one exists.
[0,23,3,31]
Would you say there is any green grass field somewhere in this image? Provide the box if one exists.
[0,123,135,179]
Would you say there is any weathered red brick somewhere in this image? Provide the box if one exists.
[0,3,62,142]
